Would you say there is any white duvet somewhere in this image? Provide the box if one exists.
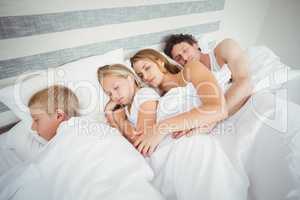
[0,117,164,200]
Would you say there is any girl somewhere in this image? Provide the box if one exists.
[98,61,248,200]
[98,64,159,144]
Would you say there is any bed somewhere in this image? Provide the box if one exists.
[1,0,300,199]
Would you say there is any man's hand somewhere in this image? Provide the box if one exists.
[171,122,216,138]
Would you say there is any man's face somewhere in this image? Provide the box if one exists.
[171,42,201,66]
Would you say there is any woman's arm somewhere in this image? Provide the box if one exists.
[156,60,228,134]
[134,100,158,156]
[136,101,158,132]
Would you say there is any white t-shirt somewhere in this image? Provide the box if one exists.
[125,87,160,127]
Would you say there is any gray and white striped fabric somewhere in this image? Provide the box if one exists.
[0,0,225,115]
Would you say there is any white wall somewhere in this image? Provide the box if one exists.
[220,0,271,48]
[256,0,300,68]
[220,0,300,69]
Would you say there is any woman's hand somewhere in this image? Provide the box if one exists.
[133,125,167,157]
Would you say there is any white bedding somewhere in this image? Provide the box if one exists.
[0,46,299,200]
[0,120,46,175]
[0,117,164,200]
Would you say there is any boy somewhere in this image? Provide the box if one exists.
[7,85,164,200]
[28,85,79,141]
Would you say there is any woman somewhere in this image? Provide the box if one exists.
[130,48,227,152]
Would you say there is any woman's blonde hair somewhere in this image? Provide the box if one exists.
[130,49,182,74]
[97,64,143,87]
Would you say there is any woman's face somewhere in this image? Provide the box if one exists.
[102,74,135,105]
[133,58,164,88]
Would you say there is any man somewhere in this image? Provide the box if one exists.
[164,34,253,116]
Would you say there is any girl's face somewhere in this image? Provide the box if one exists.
[102,74,136,105]
[133,58,164,88]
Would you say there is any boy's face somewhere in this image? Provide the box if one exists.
[30,106,63,141]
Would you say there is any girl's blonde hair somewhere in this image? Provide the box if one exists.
[97,64,143,87]
[130,48,182,74]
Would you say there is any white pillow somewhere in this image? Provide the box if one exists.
[197,34,216,53]
[0,48,124,122]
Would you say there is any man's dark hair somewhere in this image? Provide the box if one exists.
[163,34,201,58]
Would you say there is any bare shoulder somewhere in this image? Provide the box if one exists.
[214,38,242,60]
[215,39,250,79]
[215,38,239,50]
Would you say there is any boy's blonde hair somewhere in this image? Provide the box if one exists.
[97,64,143,87]
[28,85,79,117]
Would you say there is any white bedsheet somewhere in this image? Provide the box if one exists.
[0,120,46,175]
[0,117,164,200]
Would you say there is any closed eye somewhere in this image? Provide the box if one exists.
[104,89,112,96]
[137,73,143,79]
[174,55,181,62]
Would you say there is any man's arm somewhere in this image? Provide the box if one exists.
[215,39,253,116]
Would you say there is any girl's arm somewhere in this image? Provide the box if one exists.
[112,108,142,143]
[156,60,228,134]
[105,101,141,143]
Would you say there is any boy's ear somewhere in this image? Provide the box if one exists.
[56,109,67,122]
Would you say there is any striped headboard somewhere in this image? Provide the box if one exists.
[0,0,225,126]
